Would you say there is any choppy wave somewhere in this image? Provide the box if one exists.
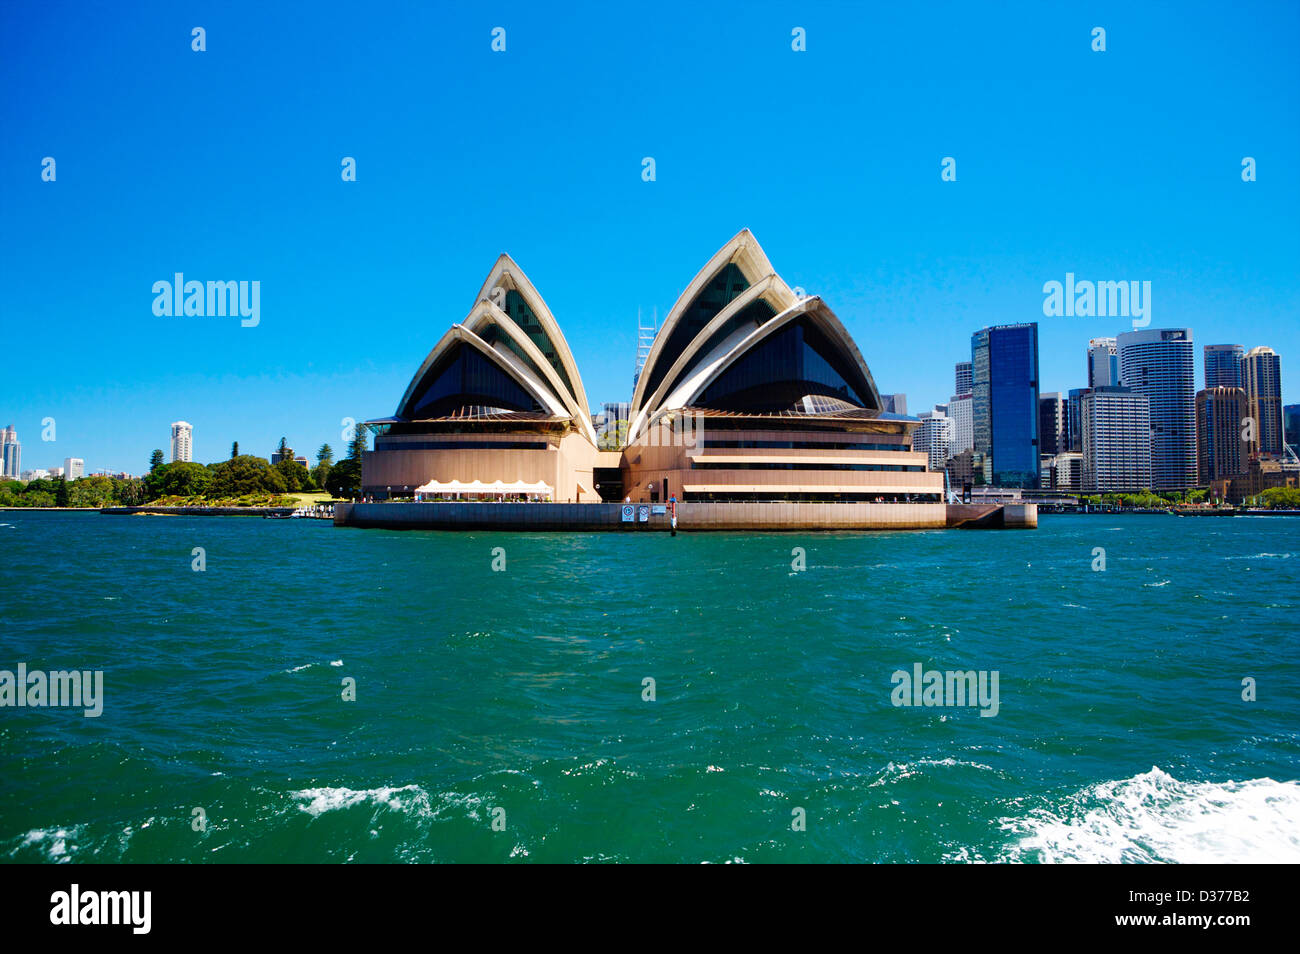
[995,767,1300,863]
[869,758,996,787]
[292,784,437,819]
[9,825,88,863]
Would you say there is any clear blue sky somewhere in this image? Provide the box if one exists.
[2,0,1297,473]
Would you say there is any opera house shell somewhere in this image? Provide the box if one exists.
[362,230,944,509]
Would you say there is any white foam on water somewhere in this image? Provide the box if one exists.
[15,825,84,862]
[997,767,1300,863]
[292,784,430,818]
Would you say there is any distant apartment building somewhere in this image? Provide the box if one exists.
[914,407,952,472]
[947,393,973,455]
[63,457,84,480]
[1087,337,1119,388]
[1081,386,1152,493]
[1117,328,1196,490]
[1038,392,1066,456]
[271,451,310,468]
[599,401,632,444]
[954,361,973,395]
[1196,387,1248,484]
[1050,452,1083,492]
[1242,346,1283,458]
[972,323,1040,487]
[880,393,908,416]
[1,425,19,478]
[171,421,193,463]
[1204,344,1244,390]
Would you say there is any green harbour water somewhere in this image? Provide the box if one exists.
[1,509,1297,863]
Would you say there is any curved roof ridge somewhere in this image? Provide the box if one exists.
[464,299,599,444]
[630,229,778,421]
[635,296,882,434]
[395,322,569,421]
[629,273,795,440]
[472,253,593,428]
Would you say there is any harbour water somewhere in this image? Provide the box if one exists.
[1,511,1297,863]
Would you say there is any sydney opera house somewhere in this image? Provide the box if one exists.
[360,231,947,519]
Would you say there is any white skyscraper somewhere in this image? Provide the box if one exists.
[64,457,84,479]
[947,393,973,455]
[171,421,193,463]
[914,407,952,472]
[1082,387,1152,492]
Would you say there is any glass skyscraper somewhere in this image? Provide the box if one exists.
[1204,344,1244,390]
[1117,328,1197,490]
[954,361,973,395]
[971,323,1040,488]
[1285,404,1300,458]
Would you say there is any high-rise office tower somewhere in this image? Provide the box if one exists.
[971,323,1040,487]
[63,457,84,480]
[1066,387,1089,453]
[947,393,973,456]
[1038,392,1066,456]
[914,407,953,472]
[1081,387,1152,492]
[1242,346,1283,458]
[1117,328,1196,490]
[1087,338,1119,388]
[1196,387,1248,483]
[954,361,973,395]
[171,421,193,463]
[0,425,20,478]
[1204,344,1244,390]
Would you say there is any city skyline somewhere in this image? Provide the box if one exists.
[0,321,1291,480]
[2,2,1298,473]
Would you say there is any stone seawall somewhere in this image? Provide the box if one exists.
[331,501,1035,532]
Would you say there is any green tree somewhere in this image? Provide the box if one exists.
[149,449,165,472]
[274,458,311,493]
[276,436,291,463]
[55,474,70,507]
[113,477,146,506]
[347,426,367,461]
[317,443,334,466]
[1261,486,1300,509]
[207,455,286,498]
[312,460,332,491]
[325,457,362,499]
[69,476,116,508]
[160,461,211,498]
[231,441,239,458]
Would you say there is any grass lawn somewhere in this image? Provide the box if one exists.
[287,491,343,506]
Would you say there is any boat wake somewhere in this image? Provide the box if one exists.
[994,767,1300,863]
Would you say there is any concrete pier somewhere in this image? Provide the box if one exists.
[334,501,1035,531]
